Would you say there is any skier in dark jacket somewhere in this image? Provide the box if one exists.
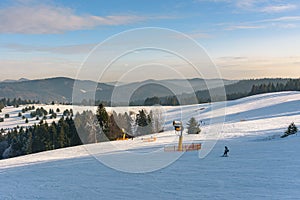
[223,146,229,157]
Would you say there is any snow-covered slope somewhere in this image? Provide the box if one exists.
[0,104,74,131]
[1,92,300,199]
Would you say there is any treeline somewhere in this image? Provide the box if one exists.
[143,96,179,106]
[0,104,164,159]
[0,117,82,159]
[0,98,40,111]
[96,104,164,140]
[0,110,105,159]
[249,79,300,96]
[143,79,300,106]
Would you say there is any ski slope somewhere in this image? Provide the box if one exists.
[1,91,300,199]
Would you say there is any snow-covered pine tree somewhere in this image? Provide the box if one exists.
[136,109,153,136]
[96,104,110,135]
[187,117,201,134]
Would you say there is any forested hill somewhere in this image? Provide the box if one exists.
[0,77,235,104]
[195,78,295,103]
[142,78,294,105]
[0,77,295,105]
[0,77,114,103]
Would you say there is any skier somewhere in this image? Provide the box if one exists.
[223,146,229,157]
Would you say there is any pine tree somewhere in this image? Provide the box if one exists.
[108,114,123,140]
[49,123,57,150]
[58,125,65,148]
[68,118,82,146]
[32,125,46,153]
[0,102,4,110]
[281,122,298,138]
[136,110,153,136]
[187,117,201,134]
[96,104,110,134]
[24,129,32,154]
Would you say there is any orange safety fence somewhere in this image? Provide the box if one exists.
[142,137,157,142]
[164,143,201,152]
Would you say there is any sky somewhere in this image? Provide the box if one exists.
[0,0,300,82]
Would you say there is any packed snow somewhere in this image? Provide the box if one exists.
[1,91,300,199]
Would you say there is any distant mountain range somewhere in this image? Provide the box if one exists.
[0,77,290,104]
[1,78,30,83]
[0,77,112,103]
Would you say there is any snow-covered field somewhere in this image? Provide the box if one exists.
[1,91,300,199]
[0,104,74,131]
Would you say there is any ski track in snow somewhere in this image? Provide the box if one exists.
[0,91,300,199]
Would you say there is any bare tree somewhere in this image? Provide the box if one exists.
[150,107,165,133]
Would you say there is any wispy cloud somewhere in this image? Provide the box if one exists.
[0,58,79,80]
[235,0,261,9]
[216,56,300,67]
[216,56,300,79]
[197,0,266,9]
[277,23,298,29]
[261,4,297,13]
[225,25,264,30]
[223,15,300,30]
[195,0,231,2]
[189,32,213,38]
[169,30,213,39]
[0,4,146,34]
[260,16,300,23]
[198,0,298,13]
[2,43,96,54]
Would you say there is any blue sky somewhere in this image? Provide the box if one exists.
[0,0,300,82]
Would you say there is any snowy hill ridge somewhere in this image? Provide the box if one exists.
[0,91,300,199]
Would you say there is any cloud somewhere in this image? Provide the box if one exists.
[261,4,297,13]
[197,0,265,9]
[0,4,146,34]
[235,0,260,9]
[198,0,299,14]
[195,0,231,2]
[277,23,298,29]
[235,1,298,14]
[222,15,300,31]
[260,16,300,23]
[216,56,300,79]
[172,31,213,39]
[0,58,79,81]
[225,25,264,30]
[188,32,213,38]
[216,56,300,67]
[2,43,97,54]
